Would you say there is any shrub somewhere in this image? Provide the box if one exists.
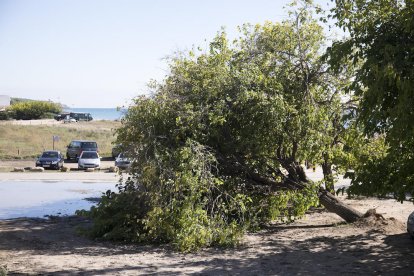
[7,101,62,120]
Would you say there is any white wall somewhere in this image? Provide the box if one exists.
[0,95,11,109]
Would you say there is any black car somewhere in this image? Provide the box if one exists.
[66,140,98,160]
[36,150,64,169]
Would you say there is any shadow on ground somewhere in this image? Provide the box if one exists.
[1,217,414,275]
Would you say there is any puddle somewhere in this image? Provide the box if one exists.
[0,181,117,219]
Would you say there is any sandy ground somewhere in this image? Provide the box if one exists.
[0,119,62,126]
[1,168,414,275]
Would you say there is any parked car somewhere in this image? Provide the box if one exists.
[78,151,101,169]
[36,150,64,170]
[408,211,414,239]
[63,117,77,123]
[70,112,93,121]
[66,140,98,160]
[54,113,70,121]
[54,112,93,121]
[115,153,132,170]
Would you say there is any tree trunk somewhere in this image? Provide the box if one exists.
[318,189,363,223]
[322,154,334,194]
[286,163,363,223]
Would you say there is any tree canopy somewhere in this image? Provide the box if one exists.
[82,2,361,251]
[329,0,414,200]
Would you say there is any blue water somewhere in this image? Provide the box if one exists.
[0,181,117,219]
[64,108,127,121]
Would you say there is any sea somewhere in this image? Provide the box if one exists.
[63,107,127,121]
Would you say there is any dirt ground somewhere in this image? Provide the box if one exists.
[1,195,414,275]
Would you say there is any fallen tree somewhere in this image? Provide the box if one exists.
[82,2,364,251]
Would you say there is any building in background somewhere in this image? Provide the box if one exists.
[0,95,11,110]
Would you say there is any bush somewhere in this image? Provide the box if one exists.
[7,101,62,120]
[0,111,11,120]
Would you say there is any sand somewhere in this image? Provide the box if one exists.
[1,167,414,275]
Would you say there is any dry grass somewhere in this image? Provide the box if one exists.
[0,121,121,159]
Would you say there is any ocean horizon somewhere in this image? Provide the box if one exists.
[63,107,126,121]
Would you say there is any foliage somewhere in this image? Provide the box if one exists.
[0,265,7,276]
[329,0,414,200]
[84,1,350,251]
[10,97,34,105]
[6,101,62,120]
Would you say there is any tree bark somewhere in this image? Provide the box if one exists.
[322,154,335,194]
[220,156,363,223]
[318,189,363,223]
[287,163,363,223]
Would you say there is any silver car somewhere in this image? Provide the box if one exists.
[115,153,132,170]
[78,151,101,169]
[408,211,414,239]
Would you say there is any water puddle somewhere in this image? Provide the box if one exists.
[0,181,117,219]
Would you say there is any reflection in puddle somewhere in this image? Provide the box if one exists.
[0,181,117,219]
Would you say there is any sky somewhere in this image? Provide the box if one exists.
[0,0,334,108]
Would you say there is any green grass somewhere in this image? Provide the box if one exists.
[0,121,121,159]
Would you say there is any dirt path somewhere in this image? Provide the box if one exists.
[1,196,414,275]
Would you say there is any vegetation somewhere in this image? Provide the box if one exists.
[76,0,414,252]
[329,0,414,200]
[10,97,35,105]
[82,2,364,252]
[0,121,120,158]
[1,101,62,120]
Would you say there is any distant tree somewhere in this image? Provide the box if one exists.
[7,101,62,120]
[10,97,34,105]
[329,0,414,200]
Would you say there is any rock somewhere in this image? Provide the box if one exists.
[108,166,118,173]
[13,167,25,172]
[30,167,45,172]
[60,166,70,172]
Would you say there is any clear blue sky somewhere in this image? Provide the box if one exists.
[0,0,332,108]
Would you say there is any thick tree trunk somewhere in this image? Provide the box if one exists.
[318,189,363,223]
[286,163,363,223]
[221,156,363,223]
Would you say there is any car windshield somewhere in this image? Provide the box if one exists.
[118,153,131,159]
[81,142,97,148]
[81,152,98,159]
[41,152,58,158]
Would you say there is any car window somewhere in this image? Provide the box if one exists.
[81,142,97,148]
[41,152,58,158]
[81,152,98,159]
[70,141,81,148]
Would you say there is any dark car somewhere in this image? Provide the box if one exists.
[54,112,93,122]
[70,112,93,121]
[66,140,98,160]
[408,211,414,239]
[36,150,64,169]
[54,113,70,121]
